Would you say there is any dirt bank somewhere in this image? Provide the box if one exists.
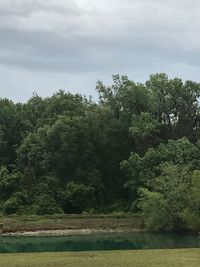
[2,228,144,237]
[0,215,144,234]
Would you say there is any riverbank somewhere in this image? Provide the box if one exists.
[0,249,199,267]
[0,214,143,235]
[2,228,143,236]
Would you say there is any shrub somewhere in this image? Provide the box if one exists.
[33,194,63,215]
[1,192,28,215]
[138,188,170,231]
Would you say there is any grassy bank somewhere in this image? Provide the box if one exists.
[0,249,200,267]
[0,214,143,233]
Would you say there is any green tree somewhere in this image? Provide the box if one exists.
[146,73,200,140]
[139,164,190,231]
[130,112,161,154]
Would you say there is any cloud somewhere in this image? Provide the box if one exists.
[0,0,200,101]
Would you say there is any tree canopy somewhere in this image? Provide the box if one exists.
[1,73,200,231]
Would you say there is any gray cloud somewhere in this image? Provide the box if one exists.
[0,0,200,101]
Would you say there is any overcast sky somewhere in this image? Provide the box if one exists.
[1,0,200,102]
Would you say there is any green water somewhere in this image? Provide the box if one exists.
[0,232,200,253]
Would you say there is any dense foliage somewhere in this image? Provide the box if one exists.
[1,73,200,231]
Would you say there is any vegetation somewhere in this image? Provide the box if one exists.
[1,73,200,231]
[0,249,200,267]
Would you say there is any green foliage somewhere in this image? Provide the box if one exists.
[187,170,200,213]
[122,138,200,200]
[1,73,200,231]
[181,209,200,232]
[0,167,23,200]
[146,73,200,140]
[33,194,63,215]
[1,192,28,215]
[129,112,161,154]
[65,182,94,213]
[130,112,160,139]
[138,165,200,231]
[138,188,170,231]
[181,170,200,231]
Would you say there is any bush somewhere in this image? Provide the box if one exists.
[33,194,63,215]
[64,182,95,213]
[1,192,28,215]
[181,209,200,232]
[138,188,170,231]
[138,165,194,231]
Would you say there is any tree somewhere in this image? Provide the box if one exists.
[129,112,161,154]
[1,73,200,218]
[121,137,200,208]
[139,164,190,231]
[146,73,200,141]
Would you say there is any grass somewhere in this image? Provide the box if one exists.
[0,249,200,267]
[0,214,143,233]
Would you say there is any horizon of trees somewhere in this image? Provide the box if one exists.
[1,73,200,231]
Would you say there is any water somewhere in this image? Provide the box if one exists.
[0,232,200,253]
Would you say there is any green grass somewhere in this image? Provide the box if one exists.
[0,249,200,267]
[0,214,143,233]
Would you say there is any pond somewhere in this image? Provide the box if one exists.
[0,232,200,253]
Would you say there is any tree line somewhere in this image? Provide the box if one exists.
[1,73,200,231]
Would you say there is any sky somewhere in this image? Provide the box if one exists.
[1,0,200,102]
